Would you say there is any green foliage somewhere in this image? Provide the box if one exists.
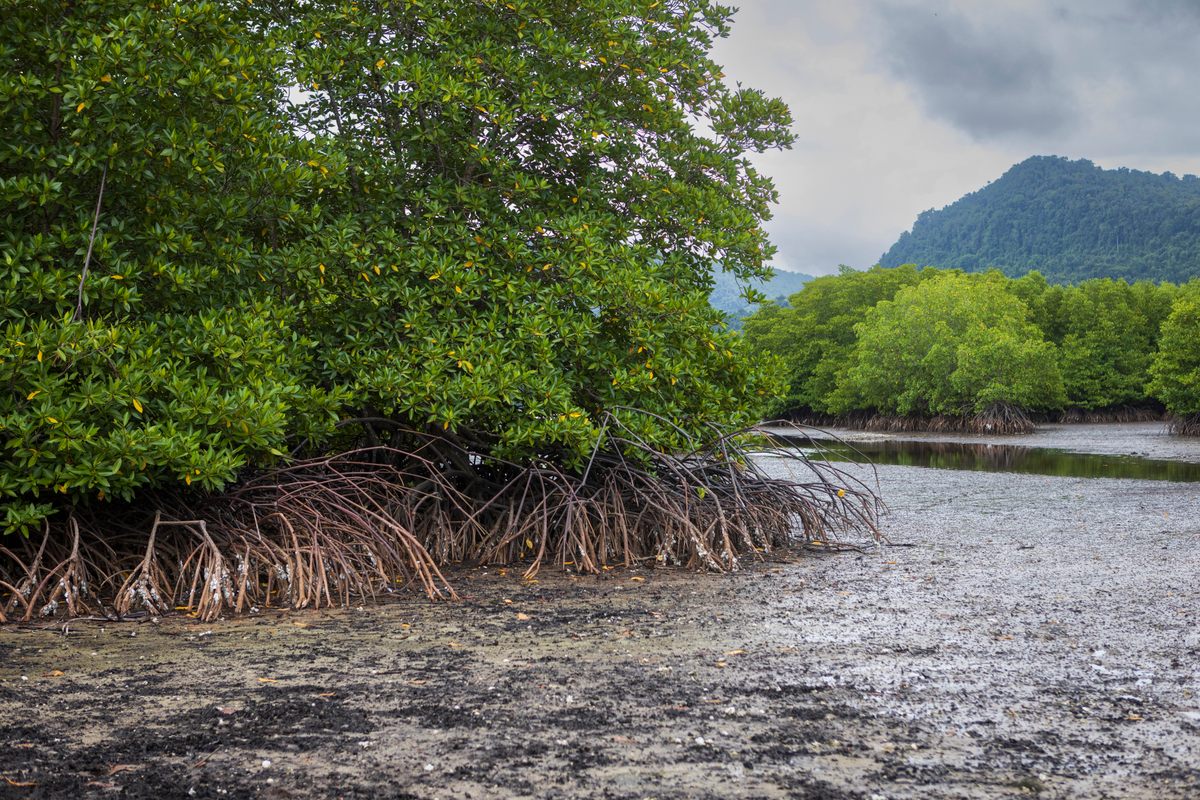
[744,263,1189,422]
[249,0,793,459]
[832,273,1064,416]
[1054,279,1163,409]
[1148,282,1200,417]
[741,265,927,414]
[0,2,346,534]
[881,156,1200,284]
[1,1,793,533]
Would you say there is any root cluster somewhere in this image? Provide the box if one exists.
[1168,414,1200,436]
[1,423,879,623]
[787,403,1035,435]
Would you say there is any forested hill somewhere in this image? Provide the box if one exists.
[879,156,1200,284]
[709,267,813,320]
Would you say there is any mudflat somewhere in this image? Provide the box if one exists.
[2,429,1198,799]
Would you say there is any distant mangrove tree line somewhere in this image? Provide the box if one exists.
[742,265,1200,434]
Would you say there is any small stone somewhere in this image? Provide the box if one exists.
[261,759,271,768]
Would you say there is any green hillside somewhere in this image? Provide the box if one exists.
[710,267,813,320]
[880,156,1200,284]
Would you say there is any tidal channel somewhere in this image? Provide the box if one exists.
[775,434,1200,482]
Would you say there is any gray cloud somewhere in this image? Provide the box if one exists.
[711,0,1200,276]
[872,4,1077,140]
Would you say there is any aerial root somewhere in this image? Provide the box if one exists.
[1,421,880,623]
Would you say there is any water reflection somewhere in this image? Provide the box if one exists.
[779,436,1200,482]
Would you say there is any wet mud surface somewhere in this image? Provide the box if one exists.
[2,428,1200,799]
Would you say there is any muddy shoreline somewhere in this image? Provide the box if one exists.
[2,427,1199,799]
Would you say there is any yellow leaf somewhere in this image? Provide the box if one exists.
[629,576,645,582]
[36,350,43,362]
[318,263,325,273]
[376,58,386,69]
[837,488,846,498]
[724,649,747,656]
[46,417,58,424]
[184,474,192,485]
[26,390,40,400]
[100,74,112,83]
[454,285,462,294]
[525,538,534,549]
[76,102,86,113]
[132,398,143,413]
[515,612,531,621]
[257,677,278,683]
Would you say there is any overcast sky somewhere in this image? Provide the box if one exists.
[710,0,1200,276]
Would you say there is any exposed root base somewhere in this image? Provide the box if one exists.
[783,404,1034,435]
[1,425,879,623]
[788,405,1168,431]
[1168,414,1200,436]
[1053,406,1166,424]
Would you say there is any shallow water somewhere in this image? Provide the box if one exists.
[777,434,1200,482]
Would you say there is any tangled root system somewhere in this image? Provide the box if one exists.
[786,403,1035,435]
[1168,414,1200,436]
[1,420,880,623]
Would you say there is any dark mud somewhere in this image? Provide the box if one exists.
[2,437,1200,798]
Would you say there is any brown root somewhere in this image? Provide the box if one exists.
[783,405,1035,435]
[1056,406,1166,424]
[1,419,880,623]
[968,403,1035,435]
[1168,414,1200,436]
